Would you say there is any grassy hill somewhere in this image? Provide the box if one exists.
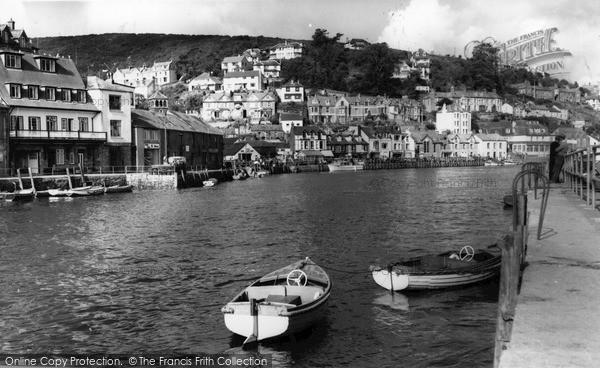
[36,33,305,80]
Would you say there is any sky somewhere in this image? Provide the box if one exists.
[2,0,599,84]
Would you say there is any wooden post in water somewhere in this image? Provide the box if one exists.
[28,167,36,194]
[79,163,86,186]
[17,168,24,190]
[66,168,73,189]
[494,232,520,368]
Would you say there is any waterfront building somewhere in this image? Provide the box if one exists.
[224,141,261,162]
[113,61,177,90]
[327,133,369,158]
[131,109,223,168]
[221,55,253,74]
[290,125,327,156]
[222,70,265,92]
[0,99,9,175]
[1,45,105,173]
[408,131,447,158]
[188,72,222,92]
[446,133,478,157]
[268,41,303,60]
[279,113,303,134]
[360,125,412,158]
[422,87,502,113]
[473,134,507,160]
[87,77,135,168]
[276,80,304,103]
[435,104,472,134]
[479,120,552,158]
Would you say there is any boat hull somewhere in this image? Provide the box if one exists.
[371,248,501,291]
[372,268,498,291]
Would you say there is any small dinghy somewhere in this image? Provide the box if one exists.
[221,257,331,345]
[370,245,501,292]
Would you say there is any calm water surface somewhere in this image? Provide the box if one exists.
[0,166,519,367]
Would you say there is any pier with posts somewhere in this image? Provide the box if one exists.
[494,148,600,367]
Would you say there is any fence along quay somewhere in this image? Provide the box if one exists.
[494,150,600,367]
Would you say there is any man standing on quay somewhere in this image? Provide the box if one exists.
[551,135,568,183]
[548,135,561,180]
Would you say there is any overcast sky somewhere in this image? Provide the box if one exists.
[3,0,599,84]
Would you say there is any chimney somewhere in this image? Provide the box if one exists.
[7,19,15,30]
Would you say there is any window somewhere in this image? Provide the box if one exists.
[28,86,39,100]
[144,129,159,140]
[69,152,75,164]
[61,118,72,131]
[46,87,56,101]
[56,149,65,165]
[109,95,121,110]
[28,117,41,131]
[40,59,56,72]
[5,54,21,69]
[110,120,121,137]
[61,89,71,102]
[47,116,58,131]
[77,90,87,103]
[9,84,21,98]
[78,117,89,132]
[10,116,24,130]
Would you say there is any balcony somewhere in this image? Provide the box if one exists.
[9,130,107,141]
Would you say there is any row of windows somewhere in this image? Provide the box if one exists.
[300,141,325,150]
[11,116,90,132]
[10,115,122,138]
[7,84,87,103]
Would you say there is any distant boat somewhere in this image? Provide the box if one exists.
[104,184,134,194]
[221,257,331,345]
[484,160,501,166]
[203,178,218,187]
[328,160,363,172]
[68,186,105,196]
[370,245,502,291]
[12,188,35,201]
[501,160,519,166]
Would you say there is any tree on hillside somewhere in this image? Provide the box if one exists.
[349,43,396,96]
[466,43,500,92]
[436,97,453,108]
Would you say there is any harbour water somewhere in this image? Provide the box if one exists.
[0,166,519,367]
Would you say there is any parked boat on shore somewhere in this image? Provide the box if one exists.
[370,245,501,291]
[221,257,331,345]
[203,178,218,187]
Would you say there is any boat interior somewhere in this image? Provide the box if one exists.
[235,284,326,308]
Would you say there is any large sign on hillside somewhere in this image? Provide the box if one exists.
[497,28,572,75]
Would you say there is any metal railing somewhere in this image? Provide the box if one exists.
[563,143,600,210]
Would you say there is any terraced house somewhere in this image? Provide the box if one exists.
[201,91,276,122]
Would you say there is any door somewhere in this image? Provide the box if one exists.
[28,152,39,174]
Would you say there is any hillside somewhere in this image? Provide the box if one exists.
[36,33,304,80]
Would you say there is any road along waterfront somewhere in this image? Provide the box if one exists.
[1,166,519,367]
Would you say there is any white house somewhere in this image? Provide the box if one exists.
[113,61,177,87]
[436,104,472,134]
[276,80,305,103]
[474,133,507,159]
[447,133,478,157]
[221,55,253,74]
[222,70,265,92]
[253,59,281,79]
[280,112,303,133]
[500,103,514,115]
[188,72,222,92]
[268,41,303,60]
